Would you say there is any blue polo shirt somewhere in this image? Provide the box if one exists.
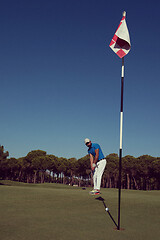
[88,143,105,161]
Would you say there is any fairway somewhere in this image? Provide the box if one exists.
[0,181,160,240]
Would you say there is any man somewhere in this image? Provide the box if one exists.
[84,138,106,195]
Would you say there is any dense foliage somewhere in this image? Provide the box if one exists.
[0,146,160,190]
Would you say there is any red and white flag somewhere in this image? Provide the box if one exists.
[109,12,131,58]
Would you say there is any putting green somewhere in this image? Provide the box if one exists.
[0,181,160,240]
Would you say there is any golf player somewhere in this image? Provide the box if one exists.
[84,138,106,195]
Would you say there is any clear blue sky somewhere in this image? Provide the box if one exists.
[0,0,159,159]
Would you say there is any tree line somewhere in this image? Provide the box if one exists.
[0,146,160,190]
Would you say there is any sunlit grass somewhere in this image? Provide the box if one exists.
[0,181,160,240]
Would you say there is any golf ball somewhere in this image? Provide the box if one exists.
[105,208,109,211]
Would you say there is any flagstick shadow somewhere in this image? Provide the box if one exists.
[95,197,118,229]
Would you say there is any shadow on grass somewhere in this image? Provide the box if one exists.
[95,197,118,229]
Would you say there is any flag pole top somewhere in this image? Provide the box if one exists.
[123,11,126,17]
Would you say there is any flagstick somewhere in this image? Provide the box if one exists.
[109,9,130,230]
[117,56,124,230]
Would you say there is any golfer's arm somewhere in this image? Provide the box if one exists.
[90,154,94,168]
[94,149,99,164]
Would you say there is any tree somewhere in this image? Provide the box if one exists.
[122,155,138,189]
[151,158,160,189]
[5,158,21,181]
[47,154,58,182]
[32,155,52,183]
[56,157,69,184]
[0,146,9,179]
[76,155,90,187]
[105,154,119,188]
[1,146,160,190]
[137,155,155,190]
[67,158,77,185]
[23,150,47,183]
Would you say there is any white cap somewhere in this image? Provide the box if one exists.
[84,138,90,144]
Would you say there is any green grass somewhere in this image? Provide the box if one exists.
[0,181,160,240]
